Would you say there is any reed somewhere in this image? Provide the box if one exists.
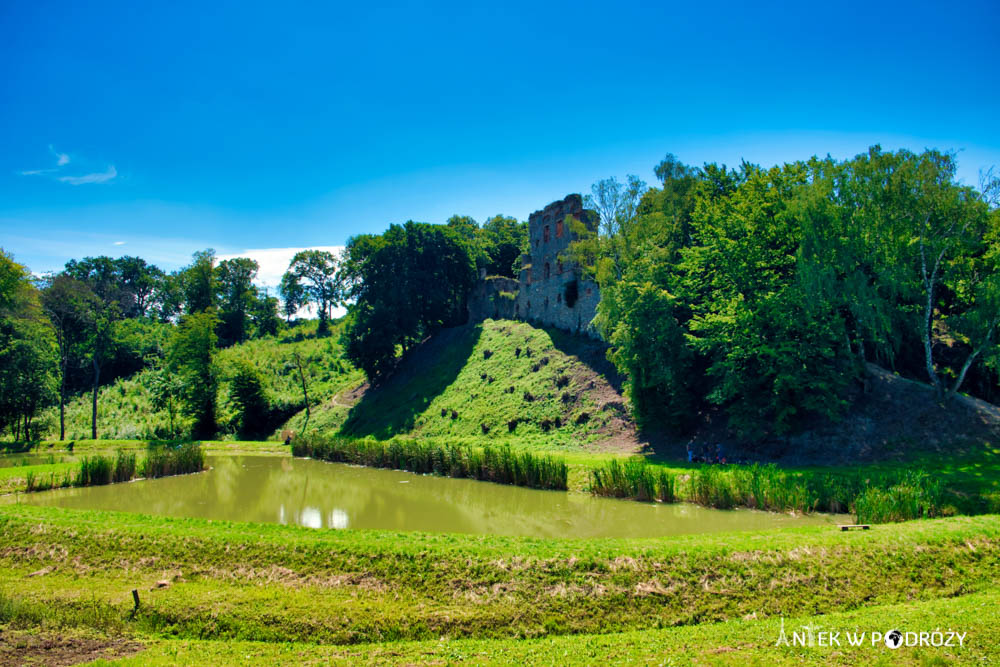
[140,443,206,479]
[292,434,568,491]
[112,451,137,483]
[589,457,677,503]
[854,470,942,524]
[75,455,113,487]
[586,457,944,523]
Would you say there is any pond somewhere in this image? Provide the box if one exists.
[0,453,65,468]
[12,455,843,539]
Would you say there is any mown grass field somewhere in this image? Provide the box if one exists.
[0,505,997,664]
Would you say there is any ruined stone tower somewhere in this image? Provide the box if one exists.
[467,194,601,337]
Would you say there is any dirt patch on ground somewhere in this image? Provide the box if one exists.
[0,631,144,666]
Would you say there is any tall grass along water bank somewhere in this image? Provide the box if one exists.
[21,444,205,493]
[588,458,945,523]
[293,435,568,490]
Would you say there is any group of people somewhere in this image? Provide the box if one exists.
[687,442,726,464]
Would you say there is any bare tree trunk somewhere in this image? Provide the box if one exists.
[946,320,999,401]
[919,233,946,398]
[91,357,100,440]
[294,353,310,433]
[59,357,67,441]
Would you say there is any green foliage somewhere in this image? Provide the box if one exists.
[589,457,675,502]
[168,311,220,438]
[323,320,621,446]
[343,221,477,381]
[227,359,271,438]
[74,454,112,486]
[586,147,1000,438]
[853,471,943,524]
[0,250,58,441]
[140,442,206,478]
[215,257,259,346]
[281,250,343,335]
[35,320,361,441]
[588,459,947,521]
[293,434,568,490]
[181,249,217,314]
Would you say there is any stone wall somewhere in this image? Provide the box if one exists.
[467,194,602,337]
[516,194,601,336]
[467,275,519,322]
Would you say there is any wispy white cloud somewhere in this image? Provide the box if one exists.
[50,145,70,166]
[113,241,126,246]
[57,165,117,185]
[20,147,116,185]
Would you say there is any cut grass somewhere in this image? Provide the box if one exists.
[82,587,1000,665]
[0,505,997,646]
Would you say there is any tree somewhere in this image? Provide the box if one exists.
[343,222,476,381]
[62,255,164,319]
[282,250,344,335]
[250,287,281,337]
[0,251,57,441]
[182,249,217,314]
[228,359,270,438]
[278,272,305,323]
[149,367,184,438]
[480,215,527,277]
[584,175,648,281]
[215,257,259,346]
[168,310,219,438]
[40,274,97,440]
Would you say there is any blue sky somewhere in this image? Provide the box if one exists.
[2,0,998,284]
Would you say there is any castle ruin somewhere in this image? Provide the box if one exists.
[467,194,601,337]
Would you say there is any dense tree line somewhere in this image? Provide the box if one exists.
[342,222,478,381]
[9,146,995,443]
[575,147,1000,438]
[0,248,286,441]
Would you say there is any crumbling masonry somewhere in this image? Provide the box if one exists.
[467,194,601,337]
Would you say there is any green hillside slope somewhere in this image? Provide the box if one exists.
[283,319,638,450]
[40,320,363,440]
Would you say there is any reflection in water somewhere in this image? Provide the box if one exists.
[14,455,843,539]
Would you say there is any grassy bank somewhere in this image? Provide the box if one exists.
[293,434,568,490]
[0,505,998,647]
[17,586,989,665]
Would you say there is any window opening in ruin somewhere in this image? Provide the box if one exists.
[544,225,550,243]
[556,220,563,238]
[544,262,550,279]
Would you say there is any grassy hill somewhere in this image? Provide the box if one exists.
[38,318,636,451]
[282,319,638,451]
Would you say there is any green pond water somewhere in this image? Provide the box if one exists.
[13,455,843,538]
